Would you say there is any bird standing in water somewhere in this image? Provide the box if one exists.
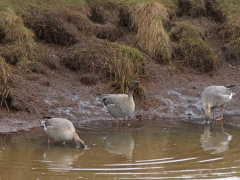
[102,81,140,126]
[201,85,235,123]
[41,117,85,148]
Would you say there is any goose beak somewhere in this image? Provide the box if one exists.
[76,144,86,149]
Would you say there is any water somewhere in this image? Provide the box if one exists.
[0,118,240,179]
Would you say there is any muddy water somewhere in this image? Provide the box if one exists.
[0,119,240,179]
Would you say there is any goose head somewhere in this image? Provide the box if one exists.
[128,81,140,95]
[75,138,86,149]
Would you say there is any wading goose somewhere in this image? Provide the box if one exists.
[102,81,140,125]
[41,117,85,148]
[201,85,235,122]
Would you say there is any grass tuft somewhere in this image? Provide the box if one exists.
[0,8,35,66]
[61,40,146,98]
[105,43,145,99]
[177,0,206,17]
[0,56,11,111]
[214,0,240,64]
[129,1,172,63]
[170,23,216,72]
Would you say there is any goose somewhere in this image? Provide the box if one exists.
[102,81,140,125]
[201,85,235,122]
[41,117,85,148]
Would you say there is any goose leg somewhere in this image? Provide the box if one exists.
[48,139,51,147]
[212,109,216,120]
[115,119,119,126]
[123,117,126,125]
[205,106,211,123]
[220,121,224,130]
[216,108,224,121]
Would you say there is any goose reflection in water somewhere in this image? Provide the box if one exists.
[102,129,134,158]
[200,123,232,154]
[42,147,85,172]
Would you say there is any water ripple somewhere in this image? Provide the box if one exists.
[104,157,197,166]
[47,166,163,171]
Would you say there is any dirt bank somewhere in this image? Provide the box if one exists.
[1,55,240,133]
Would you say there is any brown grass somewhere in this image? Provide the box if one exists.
[129,1,172,63]
[205,0,240,64]
[224,30,240,64]
[0,57,11,111]
[170,23,216,72]
[205,0,225,22]
[177,0,206,17]
[105,43,145,99]
[0,8,35,66]
[218,3,240,64]
[61,39,145,98]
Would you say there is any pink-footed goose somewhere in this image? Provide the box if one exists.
[41,117,85,148]
[201,85,235,122]
[102,81,140,125]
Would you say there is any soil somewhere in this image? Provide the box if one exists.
[1,5,240,133]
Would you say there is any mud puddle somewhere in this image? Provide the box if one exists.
[0,118,240,179]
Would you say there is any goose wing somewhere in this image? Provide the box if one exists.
[45,118,75,132]
[102,94,128,107]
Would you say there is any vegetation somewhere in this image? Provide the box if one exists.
[0,0,240,111]
[61,40,145,98]
[106,43,145,99]
[130,1,172,63]
[177,0,206,17]
[215,0,240,64]
[0,8,35,65]
[0,57,11,111]
[170,23,216,72]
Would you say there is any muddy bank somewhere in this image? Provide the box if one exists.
[1,59,240,133]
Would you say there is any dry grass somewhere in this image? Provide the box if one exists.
[0,57,11,111]
[61,40,146,98]
[170,23,216,72]
[129,1,172,63]
[212,0,240,64]
[105,43,145,99]
[0,8,35,67]
[177,0,206,17]
[222,18,240,63]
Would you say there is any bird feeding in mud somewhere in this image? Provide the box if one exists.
[201,85,235,123]
[41,117,85,148]
[102,81,140,126]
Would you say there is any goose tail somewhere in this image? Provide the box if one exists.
[43,116,52,119]
[225,84,236,88]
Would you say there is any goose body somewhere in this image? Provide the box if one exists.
[201,85,234,122]
[102,81,140,125]
[41,117,85,148]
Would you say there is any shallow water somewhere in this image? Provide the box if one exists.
[1,118,240,179]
